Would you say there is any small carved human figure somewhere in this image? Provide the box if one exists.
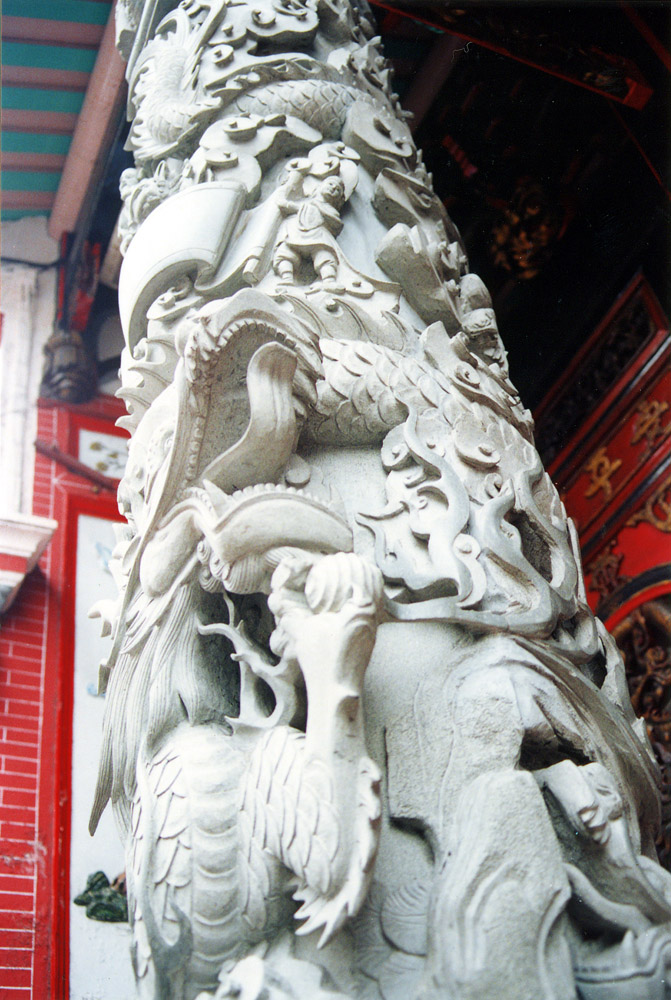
[274,170,347,286]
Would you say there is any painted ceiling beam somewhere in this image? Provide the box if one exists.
[3,171,61,193]
[2,17,105,48]
[2,66,91,90]
[2,110,79,134]
[3,191,57,211]
[2,153,68,172]
[2,41,98,72]
[369,0,653,110]
[2,0,110,25]
[402,32,463,133]
[3,133,72,155]
[3,87,85,115]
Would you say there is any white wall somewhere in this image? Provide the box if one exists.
[0,217,60,514]
[70,513,134,999]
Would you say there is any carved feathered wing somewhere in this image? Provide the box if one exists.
[116,324,180,435]
[128,7,220,163]
[239,726,381,948]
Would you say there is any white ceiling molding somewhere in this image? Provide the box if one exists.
[0,512,58,614]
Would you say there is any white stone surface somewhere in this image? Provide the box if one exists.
[0,512,57,560]
[88,3,671,998]
[0,217,60,515]
[70,514,134,1000]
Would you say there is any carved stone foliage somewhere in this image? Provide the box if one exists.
[95,3,671,998]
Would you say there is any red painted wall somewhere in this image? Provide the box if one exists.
[0,396,125,999]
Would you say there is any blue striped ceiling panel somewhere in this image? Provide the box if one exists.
[1,0,113,222]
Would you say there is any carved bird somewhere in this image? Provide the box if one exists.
[128,4,223,163]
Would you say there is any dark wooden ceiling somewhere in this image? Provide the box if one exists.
[79,2,671,413]
[372,1,670,409]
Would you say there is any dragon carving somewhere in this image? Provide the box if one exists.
[91,1,671,997]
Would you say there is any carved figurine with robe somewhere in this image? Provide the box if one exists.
[274,169,348,286]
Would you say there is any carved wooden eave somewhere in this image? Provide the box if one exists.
[0,513,58,614]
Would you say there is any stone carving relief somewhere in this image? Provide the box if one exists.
[92,1,671,997]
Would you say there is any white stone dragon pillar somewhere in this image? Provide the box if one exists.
[91,1,671,997]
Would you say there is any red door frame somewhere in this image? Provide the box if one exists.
[33,404,125,998]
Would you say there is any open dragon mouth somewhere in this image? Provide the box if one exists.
[195,478,353,595]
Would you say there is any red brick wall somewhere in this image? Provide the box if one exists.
[0,405,57,999]
[0,564,47,998]
[0,397,125,999]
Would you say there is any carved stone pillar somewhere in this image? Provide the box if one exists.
[92,2,671,997]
